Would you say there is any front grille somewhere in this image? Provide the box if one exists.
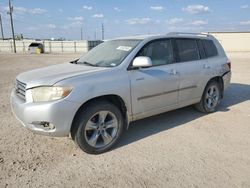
[15,79,26,101]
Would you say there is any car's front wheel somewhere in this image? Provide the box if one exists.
[72,101,124,154]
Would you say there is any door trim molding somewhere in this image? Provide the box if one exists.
[137,85,197,101]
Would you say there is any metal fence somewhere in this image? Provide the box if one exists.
[0,40,102,53]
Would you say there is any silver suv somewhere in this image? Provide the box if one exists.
[11,32,231,154]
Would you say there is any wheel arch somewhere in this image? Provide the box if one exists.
[206,76,224,98]
[70,94,129,136]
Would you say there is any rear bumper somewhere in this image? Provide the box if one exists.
[10,89,80,137]
[222,71,231,90]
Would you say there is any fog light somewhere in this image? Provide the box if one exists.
[32,121,55,130]
[42,122,55,130]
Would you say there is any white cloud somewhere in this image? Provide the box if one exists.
[169,25,204,32]
[167,18,184,25]
[62,21,82,29]
[114,7,122,12]
[83,5,93,10]
[241,5,249,9]
[29,8,46,14]
[150,6,164,11]
[92,14,104,18]
[240,21,250,25]
[125,18,152,25]
[189,20,208,26]
[44,24,56,29]
[155,20,161,24]
[183,5,210,14]
[68,16,84,21]
[58,9,63,13]
[27,26,38,31]
[6,6,47,15]
[11,6,26,13]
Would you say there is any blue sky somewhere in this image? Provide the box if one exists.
[0,0,250,40]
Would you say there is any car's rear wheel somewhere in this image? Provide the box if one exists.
[195,81,222,113]
[71,101,124,154]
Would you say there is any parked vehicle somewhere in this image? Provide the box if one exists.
[28,42,44,54]
[11,32,231,154]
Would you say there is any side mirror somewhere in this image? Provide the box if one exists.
[132,56,152,68]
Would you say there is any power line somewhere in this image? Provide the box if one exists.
[7,0,16,53]
[0,14,4,41]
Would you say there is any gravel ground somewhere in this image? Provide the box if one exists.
[0,52,249,188]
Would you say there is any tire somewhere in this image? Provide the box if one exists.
[195,81,222,113]
[71,101,124,154]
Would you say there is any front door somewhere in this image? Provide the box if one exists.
[128,39,179,120]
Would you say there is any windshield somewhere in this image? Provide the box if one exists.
[77,39,141,67]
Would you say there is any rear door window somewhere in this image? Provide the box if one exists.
[202,40,218,58]
[174,39,200,62]
[197,40,206,59]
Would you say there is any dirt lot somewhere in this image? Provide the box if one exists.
[0,52,250,188]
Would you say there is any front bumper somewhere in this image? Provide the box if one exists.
[10,89,80,137]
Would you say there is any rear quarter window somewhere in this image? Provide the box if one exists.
[202,40,218,58]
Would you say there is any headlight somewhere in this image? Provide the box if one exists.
[26,86,73,102]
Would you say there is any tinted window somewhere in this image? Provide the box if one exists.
[138,39,173,66]
[197,40,206,59]
[203,40,218,58]
[175,39,200,62]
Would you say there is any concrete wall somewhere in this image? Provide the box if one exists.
[0,40,102,53]
[209,32,250,52]
[0,32,250,53]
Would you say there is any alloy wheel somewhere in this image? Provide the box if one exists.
[84,111,118,148]
[205,85,220,109]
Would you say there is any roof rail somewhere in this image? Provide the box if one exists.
[167,32,211,37]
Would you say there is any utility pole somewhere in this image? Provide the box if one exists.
[8,0,16,53]
[80,27,83,40]
[0,14,4,41]
[101,23,104,40]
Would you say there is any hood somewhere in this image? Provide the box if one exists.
[17,62,107,89]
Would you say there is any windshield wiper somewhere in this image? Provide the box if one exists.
[70,59,79,64]
[77,61,98,67]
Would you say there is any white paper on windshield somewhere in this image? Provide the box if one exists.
[116,46,132,51]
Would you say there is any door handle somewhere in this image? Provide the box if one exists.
[170,69,178,75]
[203,64,211,69]
[136,77,145,81]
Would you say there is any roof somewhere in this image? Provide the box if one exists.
[112,32,214,41]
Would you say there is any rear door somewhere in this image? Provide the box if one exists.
[173,38,210,104]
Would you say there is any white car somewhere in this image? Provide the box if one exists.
[11,32,231,154]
